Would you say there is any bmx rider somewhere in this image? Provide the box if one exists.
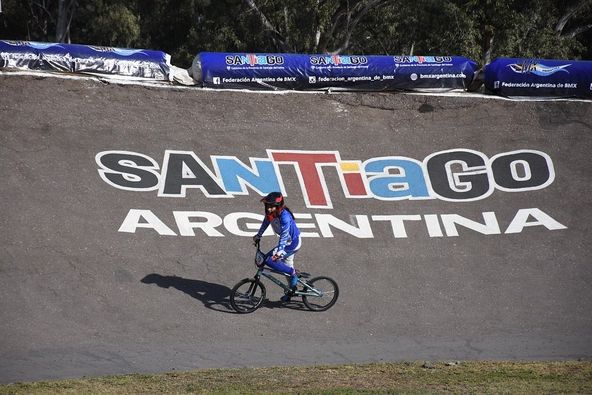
[252,192,302,302]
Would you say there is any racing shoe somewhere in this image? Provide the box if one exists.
[280,293,292,303]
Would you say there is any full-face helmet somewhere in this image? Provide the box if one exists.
[261,192,285,220]
[260,192,284,207]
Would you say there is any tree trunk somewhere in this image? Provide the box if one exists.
[56,0,68,42]
[243,0,290,52]
[56,0,76,43]
[483,29,494,65]
[555,0,591,37]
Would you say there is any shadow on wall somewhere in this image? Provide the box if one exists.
[141,274,234,313]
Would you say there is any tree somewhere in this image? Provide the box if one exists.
[1,0,590,67]
[71,0,140,47]
[25,0,77,42]
[56,0,76,42]
[554,0,592,39]
[351,0,480,58]
[463,0,592,63]
[240,0,390,54]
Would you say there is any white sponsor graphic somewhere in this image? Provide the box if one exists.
[97,148,566,239]
[118,208,567,238]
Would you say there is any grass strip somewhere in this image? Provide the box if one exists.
[1,360,591,394]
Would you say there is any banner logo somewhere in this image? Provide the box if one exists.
[508,62,571,76]
[394,56,453,63]
[225,54,284,66]
[310,55,368,66]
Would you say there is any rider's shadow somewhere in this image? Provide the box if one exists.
[141,274,234,313]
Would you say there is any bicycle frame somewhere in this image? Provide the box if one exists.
[252,241,324,298]
[254,268,324,298]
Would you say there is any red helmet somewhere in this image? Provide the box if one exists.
[260,192,284,207]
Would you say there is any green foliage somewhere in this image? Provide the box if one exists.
[72,1,140,47]
[0,0,590,67]
[0,0,59,41]
[350,0,481,59]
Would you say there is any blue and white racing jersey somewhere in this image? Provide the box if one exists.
[257,209,301,253]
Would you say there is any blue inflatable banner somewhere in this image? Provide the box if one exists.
[197,52,477,91]
[484,58,592,98]
[0,40,171,80]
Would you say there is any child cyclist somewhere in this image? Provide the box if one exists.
[252,192,301,302]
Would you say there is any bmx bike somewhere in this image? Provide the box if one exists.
[230,240,339,313]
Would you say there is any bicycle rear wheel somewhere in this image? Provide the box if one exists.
[302,276,339,311]
[230,278,266,313]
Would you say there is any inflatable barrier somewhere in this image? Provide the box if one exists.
[2,40,590,99]
[484,57,592,99]
[0,40,171,81]
[194,52,478,92]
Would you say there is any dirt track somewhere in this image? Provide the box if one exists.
[1,73,591,383]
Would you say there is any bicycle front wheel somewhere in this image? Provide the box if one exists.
[230,278,266,313]
[302,276,339,311]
